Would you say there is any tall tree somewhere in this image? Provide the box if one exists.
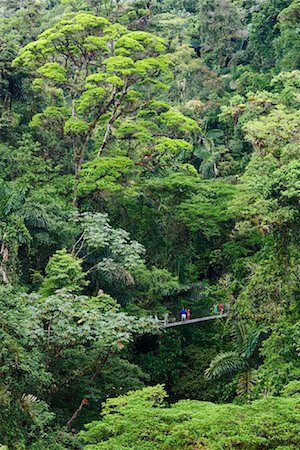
[13,13,172,203]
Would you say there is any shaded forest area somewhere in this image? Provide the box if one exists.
[1,0,300,448]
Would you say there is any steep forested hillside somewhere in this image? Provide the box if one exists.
[0,1,300,448]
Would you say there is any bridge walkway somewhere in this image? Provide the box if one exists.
[164,314,228,328]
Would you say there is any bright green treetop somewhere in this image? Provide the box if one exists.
[40,248,88,296]
[13,13,173,201]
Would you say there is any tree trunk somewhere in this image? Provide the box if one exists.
[66,398,89,428]
[0,242,9,283]
[72,145,85,207]
[72,92,118,205]
[97,120,113,157]
[97,100,122,157]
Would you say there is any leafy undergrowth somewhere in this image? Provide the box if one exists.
[81,385,300,449]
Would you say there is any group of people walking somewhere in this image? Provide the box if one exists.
[179,303,226,322]
[213,303,224,315]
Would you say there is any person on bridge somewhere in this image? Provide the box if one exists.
[180,306,187,321]
[219,303,224,315]
[187,308,191,320]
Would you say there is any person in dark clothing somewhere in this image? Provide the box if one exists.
[180,306,187,321]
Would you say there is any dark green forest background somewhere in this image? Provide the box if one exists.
[1,0,300,448]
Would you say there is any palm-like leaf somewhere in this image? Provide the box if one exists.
[243,328,265,359]
[205,351,248,380]
[205,321,263,395]
[232,321,248,353]
[231,321,264,358]
[22,203,50,229]
[3,188,26,216]
[96,258,135,286]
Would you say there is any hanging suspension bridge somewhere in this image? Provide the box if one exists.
[164,313,228,328]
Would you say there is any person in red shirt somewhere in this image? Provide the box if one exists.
[219,303,224,314]
[187,308,191,320]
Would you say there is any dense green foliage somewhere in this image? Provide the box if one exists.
[81,385,300,449]
[1,0,300,448]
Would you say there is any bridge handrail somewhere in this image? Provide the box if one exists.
[164,313,228,328]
